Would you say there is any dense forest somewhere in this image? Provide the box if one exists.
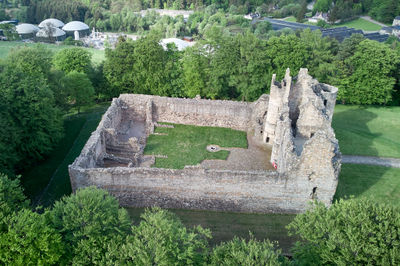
[2,0,400,28]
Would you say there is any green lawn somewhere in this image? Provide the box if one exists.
[283,16,297,22]
[332,105,400,158]
[335,164,400,207]
[332,17,382,31]
[21,103,109,207]
[144,123,248,169]
[0,41,105,65]
[127,207,297,254]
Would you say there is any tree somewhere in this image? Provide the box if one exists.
[49,187,131,264]
[61,71,95,112]
[287,199,400,265]
[53,47,92,74]
[103,37,136,95]
[0,174,29,231]
[0,209,65,265]
[209,235,285,265]
[0,23,19,41]
[108,207,211,265]
[0,58,63,173]
[335,39,399,104]
[266,34,310,82]
[182,45,209,98]
[296,0,307,22]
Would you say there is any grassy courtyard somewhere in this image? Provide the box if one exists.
[144,123,248,169]
[0,41,105,65]
[332,105,400,158]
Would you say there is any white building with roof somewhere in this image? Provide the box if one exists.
[16,23,40,39]
[160,38,195,51]
[62,21,90,40]
[36,27,66,42]
[39,18,64,29]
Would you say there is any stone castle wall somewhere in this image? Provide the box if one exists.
[69,68,341,213]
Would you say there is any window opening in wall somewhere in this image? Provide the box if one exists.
[311,187,317,199]
[324,99,327,106]
[266,137,270,143]
[310,133,314,138]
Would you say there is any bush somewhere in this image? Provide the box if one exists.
[110,207,211,265]
[209,235,285,265]
[287,199,400,265]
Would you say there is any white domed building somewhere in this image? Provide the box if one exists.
[16,23,40,39]
[39,18,64,29]
[36,26,66,42]
[62,21,90,40]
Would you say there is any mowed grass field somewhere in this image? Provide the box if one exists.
[332,17,382,31]
[144,123,248,169]
[332,105,400,158]
[335,164,400,207]
[0,41,105,65]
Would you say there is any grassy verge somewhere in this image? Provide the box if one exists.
[332,105,400,158]
[21,103,109,207]
[335,164,400,207]
[144,123,248,169]
[127,207,296,254]
[332,17,382,31]
[0,41,105,65]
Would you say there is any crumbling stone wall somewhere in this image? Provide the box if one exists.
[69,68,341,213]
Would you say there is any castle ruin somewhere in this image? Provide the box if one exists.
[69,68,341,213]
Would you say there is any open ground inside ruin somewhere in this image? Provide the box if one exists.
[69,68,342,213]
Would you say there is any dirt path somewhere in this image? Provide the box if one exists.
[342,155,400,168]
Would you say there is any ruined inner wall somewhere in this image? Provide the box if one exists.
[118,94,255,131]
[69,69,341,213]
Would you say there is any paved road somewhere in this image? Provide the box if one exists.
[360,16,387,27]
[342,155,400,168]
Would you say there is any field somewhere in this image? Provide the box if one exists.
[335,164,400,207]
[332,105,400,158]
[144,123,248,169]
[332,17,382,31]
[0,41,105,65]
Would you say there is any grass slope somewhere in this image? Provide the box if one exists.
[127,207,297,254]
[144,123,248,169]
[332,17,382,31]
[21,103,109,207]
[335,164,400,207]
[332,105,400,158]
[0,41,105,65]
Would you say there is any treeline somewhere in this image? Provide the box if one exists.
[103,28,400,105]
[313,0,400,24]
[0,173,399,265]
[0,45,101,175]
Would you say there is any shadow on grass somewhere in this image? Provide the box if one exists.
[20,104,109,207]
[333,106,389,203]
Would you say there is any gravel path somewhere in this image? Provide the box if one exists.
[342,155,400,168]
